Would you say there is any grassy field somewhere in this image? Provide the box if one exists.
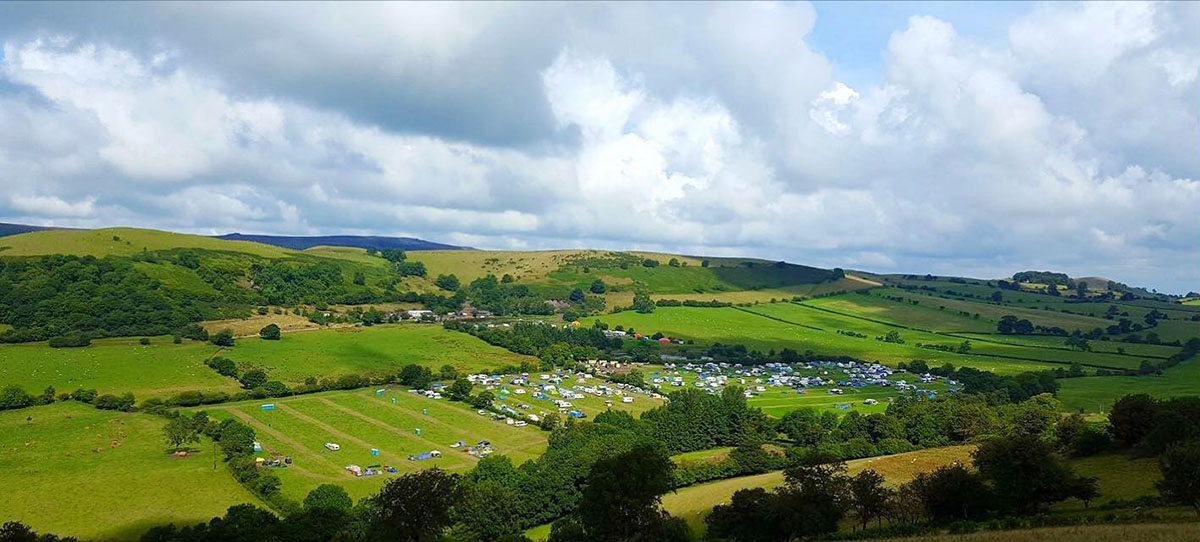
[201,384,605,502]
[870,288,1116,332]
[656,445,977,535]
[216,324,534,384]
[1058,357,1198,413]
[805,294,997,333]
[853,523,1200,542]
[0,402,257,541]
[0,227,293,258]
[598,307,1055,375]
[0,337,241,399]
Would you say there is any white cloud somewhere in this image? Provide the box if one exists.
[10,194,96,217]
[0,1,1196,292]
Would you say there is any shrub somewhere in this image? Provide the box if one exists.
[259,324,281,340]
[211,329,235,347]
[48,335,91,348]
[0,385,33,410]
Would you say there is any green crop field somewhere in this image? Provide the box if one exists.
[1058,357,1198,413]
[218,324,535,384]
[0,337,241,399]
[597,306,1055,374]
[804,294,997,333]
[0,227,293,258]
[0,402,256,541]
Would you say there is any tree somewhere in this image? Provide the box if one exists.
[849,469,892,530]
[589,279,607,294]
[569,288,585,303]
[366,468,461,542]
[1157,439,1200,514]
[777,408,837,446]
[701,260,710,268]
[304,484,353,513]
[1109,394,1160,448]
[163,415,200,452]
[632,292,655,314]
[218,420,256,458]
[447,378,473,400]
[211,329,235,347]
[668,258,680,267]
[353,271,366,285]
[575,444,680,541]
[501,273,514,283]
[909,464,993,522]
[1076,281,1088,298]
[239,369,268,389]
[972,435,1081,514]
[399,364,433,389]
[0,385,33,410]
[435,274,460,291]
[259,324,281,340]
[438,364,459,381]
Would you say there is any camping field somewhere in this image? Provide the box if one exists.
[217,324,533,385]
[0,402,256,541]
[200,380,660,502]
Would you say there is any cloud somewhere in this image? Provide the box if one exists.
[0,1,1195,292]
[10,194,96,217]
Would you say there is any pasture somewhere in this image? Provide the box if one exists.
[217,324,534,384]
[0,227,292,258]
[657,445,977,535]
[1058,357,1199,413]
[858,523,1200,542]
[598,306,1056,375]
[0,402,256,541]
[0,337,240,399]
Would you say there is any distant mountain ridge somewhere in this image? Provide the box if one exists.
[214,232,468,251]
[0,222,69,237]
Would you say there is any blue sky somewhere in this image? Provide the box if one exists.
[811,1,1036,88]
[0,1,1196,292]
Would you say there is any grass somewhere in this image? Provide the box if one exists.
[805,294,997,333]
[646,365,947,418]
[0,227,293,258]
[200,311,323,337]
[1058,356,1199,413]
[203,387,553,502]
[657,445,977,536]
[1062,453,1161,507]
[218,324,535,385]
[0,337,241,399]
[851,523,1200,542]
[872,288,1115,332]
[598,307,1055,375]
[0,402,257,541]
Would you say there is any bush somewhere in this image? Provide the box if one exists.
[211,329,235,347]
[94,393,136,411]
[48,335,91,348]
[0,385,33,410]
[259,324,281,340]
[139,338,150,345]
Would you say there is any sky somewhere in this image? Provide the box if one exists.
[0,2,1196,293]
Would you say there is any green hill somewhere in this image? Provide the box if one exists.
[0,227,294,258]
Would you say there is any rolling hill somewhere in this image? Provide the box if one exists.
[215,232,466,251]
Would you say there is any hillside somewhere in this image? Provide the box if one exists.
[0,222,64,237]
[0,227,294,258]
[215,232,466,251]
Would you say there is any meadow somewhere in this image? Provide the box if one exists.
[599,306,1056,375]
[195,324,530,385]
[0,402,257,540]
[855,523,1200,542]
[654,445,976,536]
[0,337,241,399]
[0,227,293,258]
[1058,357,1199,413]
